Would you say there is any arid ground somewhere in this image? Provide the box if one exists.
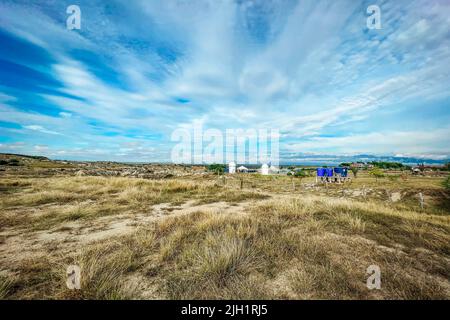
[0,154,449,299]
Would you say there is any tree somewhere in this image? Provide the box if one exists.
[351,167,359,178]
[369,168,385,182]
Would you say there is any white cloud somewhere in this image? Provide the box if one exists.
[23,125,61,135]
[34,144,49,151]
[0,0,448,160]
[59,112,72,118]
[285,127,450,156]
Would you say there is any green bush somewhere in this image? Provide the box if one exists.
[294,170,307,178]
[370,161,405,169]
[207,164,226,174]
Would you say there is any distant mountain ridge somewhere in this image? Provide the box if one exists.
[1,152,448,166]
[281,153,449,166]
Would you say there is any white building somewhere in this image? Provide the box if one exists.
[261,163,269,175]
[228,162,236,174]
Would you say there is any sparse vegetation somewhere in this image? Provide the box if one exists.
[0,159,20,166]
[207,164,226,174]
[369,168,385,182]
[370,161,408,170]
[0,155,449,300]
[387,174,400,182]
[444,175,450,190]
[351,167,359,178]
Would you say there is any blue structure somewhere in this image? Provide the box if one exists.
[342,168,348,177]
[326,168,333,177]
[317,168,326,177]
[316,167,349,183]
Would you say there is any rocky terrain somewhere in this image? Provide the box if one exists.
[0,153,207,179]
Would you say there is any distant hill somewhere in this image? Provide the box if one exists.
[0,153,50,161]
[0,153,78,169]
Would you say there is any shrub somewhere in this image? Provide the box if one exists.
[294,170,307,178]
[369,168,385,181]
[443,175,450,190]
[207,164,226,174]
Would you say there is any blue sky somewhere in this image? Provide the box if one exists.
[0,0,449,163]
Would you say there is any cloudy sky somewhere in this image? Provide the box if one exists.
[0,0,449,163]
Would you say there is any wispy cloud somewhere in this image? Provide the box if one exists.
[23,125,61,135]
[0,0,449,162]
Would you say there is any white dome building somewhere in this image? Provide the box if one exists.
[237,165,248,173]
[261,163,269,175]
[228,162,236,174]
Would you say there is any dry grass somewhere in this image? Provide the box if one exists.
[0,275,14,299]
[0,173,449,300]
[0,176,265,231]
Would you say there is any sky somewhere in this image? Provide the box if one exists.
[0,0,449,164]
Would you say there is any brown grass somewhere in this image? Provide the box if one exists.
[0,173,448,300]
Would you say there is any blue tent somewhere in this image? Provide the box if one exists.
[326,168,334,177]
[317,168,325,177]
[342,168,348,177]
